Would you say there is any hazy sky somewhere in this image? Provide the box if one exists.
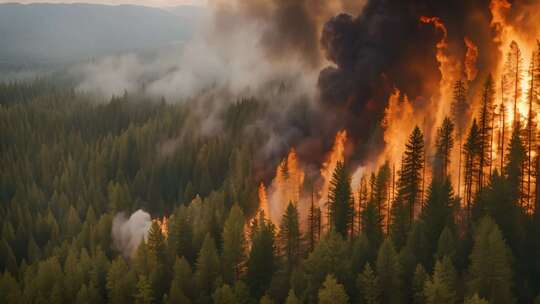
[0,0,206,7]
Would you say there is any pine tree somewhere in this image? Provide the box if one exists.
[504,41,524,123]
[376,239,401,304]
[212,284,236,304]
[395,126,425,226]
[362,199,384,250]
[278,202,302,272]
[504,121,526,203]
[373,162,391,221]
[0,272,21,304]
[452,80,469,197]
[478,75,496,190]
[304,230,349,300]
[434,117,455,181]
[357,263,380,304]
[525,49,539,211]
[146,221,168,301]
[194,234,221,301]
[391,127,425,249]
[318,274,349,304]
[413,264,428,304]
[467,217,513,304]
[463,120,481,218]
[169,206,195,263]
[259,295,275,304]
[246,212,276,298]
[308,185,320,251]
[435,227,456,262]
[222,203,246,283]
[135,275,154,304]
[420,179,456,258]
[465,294,490,304]
[327,161,354,237]
[169,256,193,303]
[107,257,137,304]
[423,258,457,304]
[284,289,300,304]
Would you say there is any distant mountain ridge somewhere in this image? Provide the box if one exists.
[0,3,205,69]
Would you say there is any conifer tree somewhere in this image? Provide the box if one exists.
[308,185,319,251]
[463,120,481,218]
[212,284,236,304]
[374,162,391,220]
[478,75,495,190]
[465,294,490,304]
[467,217,513,304]
[504,121,526,203]
[421,179,456,257]
[423,258,457,304]
[434,117,455,181]
[318,274,349,304]
[362,199,384,250]
[135,275,154,304]
[435,227,456,262]
[327,161,354,237]
[357,263,380,304]
[304,230,349,301]
[146,221,168,301]
[169,256,193,303]
[246,212,276,298]
[391,126,424,248]
[376,239,402,304]
[525,49,539,210]
[396,126,425,225]
[169,206,195,263]
[452,80,469,197]
[413,264,428,304]
[278,202,302,272]
[504,41,524,123]
[107,257,137,304]
[195,234,221,302]
[222,203,246,283]
[285,289,301,304]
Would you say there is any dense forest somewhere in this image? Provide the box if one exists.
[1,72,540,304]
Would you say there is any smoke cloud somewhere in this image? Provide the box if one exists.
[75,0,537,172]
[111,209,152,258]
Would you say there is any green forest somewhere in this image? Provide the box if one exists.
[0,77,540,304]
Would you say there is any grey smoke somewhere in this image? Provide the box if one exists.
[72,5,319,102]
[111,209,152,258]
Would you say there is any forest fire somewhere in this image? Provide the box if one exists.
[6,0,540,302]
[257,0,540,226]
[153,216,169,238]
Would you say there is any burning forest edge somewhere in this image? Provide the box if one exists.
[2,0,540,304]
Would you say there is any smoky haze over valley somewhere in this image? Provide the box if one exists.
[0,3,206,70]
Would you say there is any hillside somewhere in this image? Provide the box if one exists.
[0,3,204,69]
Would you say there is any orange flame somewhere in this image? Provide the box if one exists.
[319,130,348,211]
[258,182,270,219]
[464,37,479,81]
[420,15,462,147]
[153,216,169,238]
[264,148,306,224]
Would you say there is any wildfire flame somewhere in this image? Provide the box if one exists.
[253,0,540,228]
[153,216,169,238]
[464,37,479,81]
[258,182,270,219]
[319,130,348,210]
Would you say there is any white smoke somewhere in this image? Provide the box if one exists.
[71,5,318,103]
[111,209,152,258]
